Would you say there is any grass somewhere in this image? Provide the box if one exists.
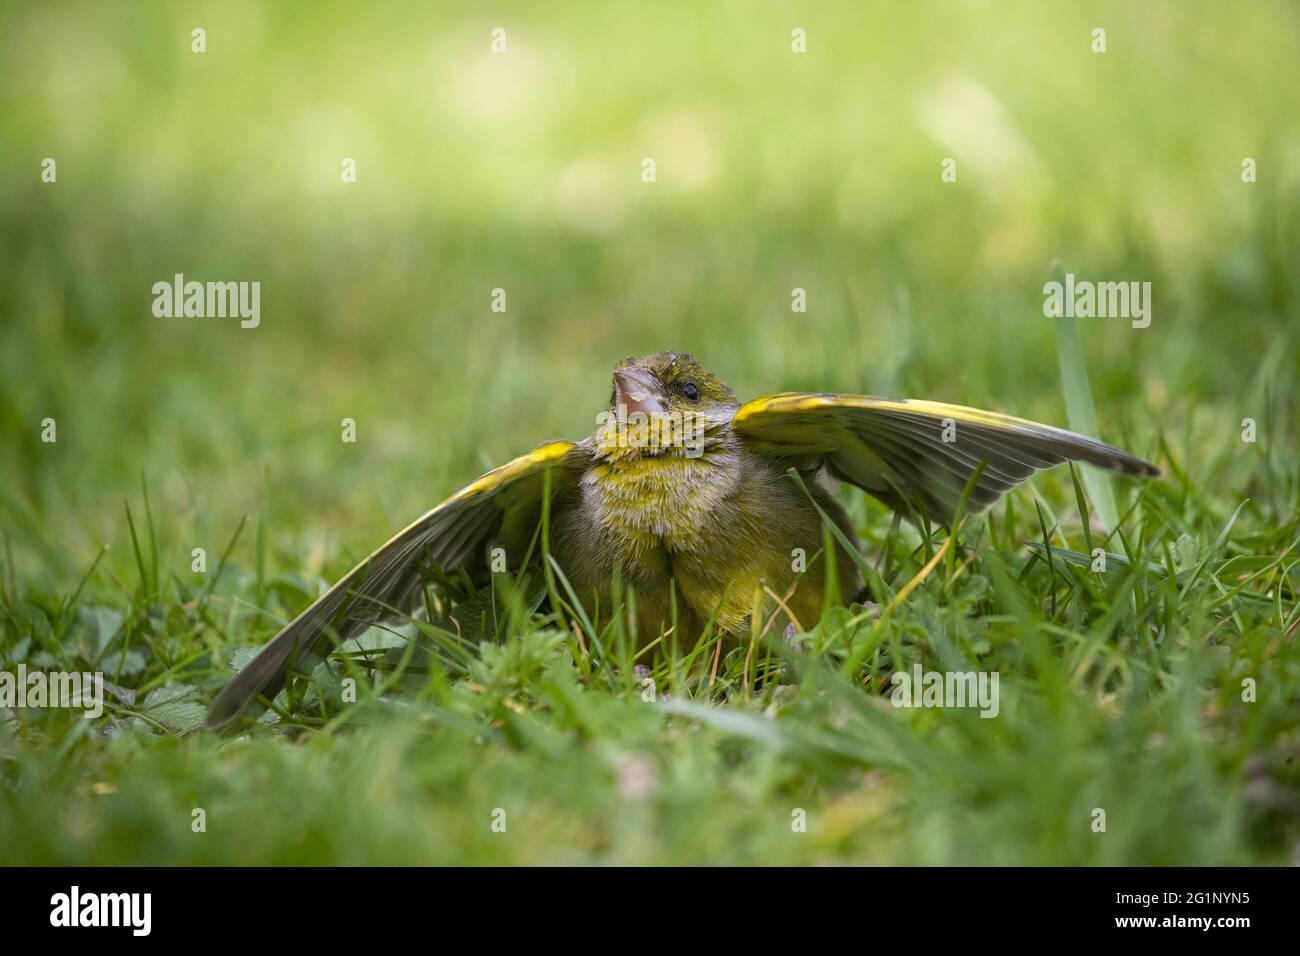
[1,0,1298,865]
[3,428,1297,864]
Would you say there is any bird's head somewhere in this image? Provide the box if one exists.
[595,352,738,461]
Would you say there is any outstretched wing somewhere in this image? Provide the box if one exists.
[733,393,1158,523]
[206,440,588,728]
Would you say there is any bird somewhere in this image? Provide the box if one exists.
[206,350,1158,728]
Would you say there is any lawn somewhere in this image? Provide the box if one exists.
[1,0,1297,865]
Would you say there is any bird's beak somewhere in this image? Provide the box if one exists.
[613,367,669,416]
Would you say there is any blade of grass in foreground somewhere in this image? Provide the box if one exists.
[1051,260,1120,533]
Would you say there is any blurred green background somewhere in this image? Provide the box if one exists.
[3,0,1296,583]
[1,1,1297,865]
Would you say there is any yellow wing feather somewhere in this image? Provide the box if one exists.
[206,440,586,728]
[734,392,1157,522]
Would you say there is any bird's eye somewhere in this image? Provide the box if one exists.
[682,381,700,402]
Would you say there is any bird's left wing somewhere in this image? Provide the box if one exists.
[205,440,589,729]
[733,393,1158,523]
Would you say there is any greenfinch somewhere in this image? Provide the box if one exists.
[207,351,1157,727]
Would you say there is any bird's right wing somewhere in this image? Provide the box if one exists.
[733,393,1158,523]
[205,440,589,729]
